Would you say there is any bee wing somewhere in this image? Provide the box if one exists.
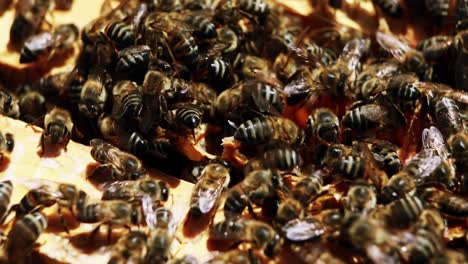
[340,38,370,71]
[16,179,64,199]
[286,42,323,67]
[142,194,158,228]
[194,177,227,214]
[422,126,449,159]
[376,31,411,63]
[409,149,443,182]
[282,217,326,242]
[100,180,140,197]
[363,138,400,152]
[416,82,468,105]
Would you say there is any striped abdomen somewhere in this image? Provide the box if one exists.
[105,21,135,48]
[175,106,201,129]
[7,212,48,261]
[0,180,13,220]
[186,15,217,39]
[263,147,302,171]
[116,45,151,72]
[234,117,274,144]
[119,90,143,118]
[439,195,468,217]
[171,32,199,65]
[76,203,99,223]
[239,0,270,17]
[409,227,444,263]
[388,195,425,226]
[337,156,365,179]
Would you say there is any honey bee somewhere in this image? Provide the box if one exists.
[105,2,147,49]
[224,169,280,218]
[210,218,283,257]
[146,207,178,263]
[341,102,404,133]
[90,139,147,180]
[0,180,13,222]
[232,53,270,81]
[372,0,402,17]
[419,186,468,218]
[206,249,259,264]
[313,38,370,96]
[376,31,433,80]
[215,80,284,121]
[97,114,120,145]
[306,108,340,144]
[5,212,48,262]
[76,197,151,239]
[78,67,111,118]
[101,178,169,203]
[12,180,81,227]
[434,97,464,140]
[238,0,270,18]
[107,231,148,264]
[234,116,304,146]
[41,107,73,153]
[20,23,79,63]
[111,80,143,119]
[189,161,230,217]
[343,181,377,215]
[0,90,20,119]
[404,127,457,190]
[9,0,52,46]
[115,45,152,73]
[141,12,200,66]
[416,35,453,61]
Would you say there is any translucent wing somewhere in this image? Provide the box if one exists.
[100,180,138,200]
[193,177,227,214]
[142,194,158,228]
[416,82,468,105]
[422,126,449,159]
[340,38,370,71]
[16,178,68,200]
[282,218,326,242]
[408,149,443,183]
[376,31,411,63]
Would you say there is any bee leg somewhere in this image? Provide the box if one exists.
[107,223,113,243]
[57,207,70,234]
[89,223,103,241]
[247,203,258,219]
[39,134,46,155]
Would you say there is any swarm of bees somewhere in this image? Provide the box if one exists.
[0,0,468,263]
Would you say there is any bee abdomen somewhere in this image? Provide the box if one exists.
[388,195,425,226]
[263,147,302,171]
[106,21,135,48]
[338,156,365,179]
[234,117,273,144]
[342,107,372,132]
[175,107,201,129]
[0,180,13,219]
[439,196,468,217]
[172,33,199,65]
[77,204,99,223]
[186,15,217,39]
[116,45,151,72]
[7,212,48,260]
[409,228,443,263]
[120,91,143,118]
